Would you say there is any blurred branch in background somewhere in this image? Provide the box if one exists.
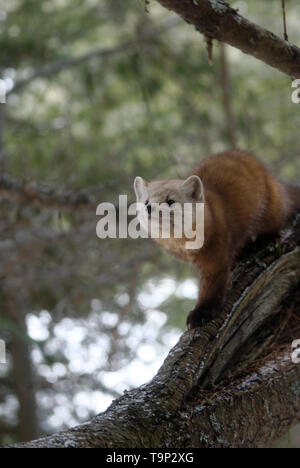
[9,16,182,96]
[0,172,105,211]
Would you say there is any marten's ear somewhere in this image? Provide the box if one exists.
[134,177,148,200]
[182,175,204,201]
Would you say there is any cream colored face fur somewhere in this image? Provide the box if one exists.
[134,176,205,240]
[134,176,204,205]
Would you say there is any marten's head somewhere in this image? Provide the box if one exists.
[133,176,205,246]
[134,176,204,207]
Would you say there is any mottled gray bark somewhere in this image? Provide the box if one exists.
[5,216,300,448]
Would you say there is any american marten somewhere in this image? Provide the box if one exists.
[134,150,300,329]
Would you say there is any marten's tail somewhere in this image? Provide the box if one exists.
[286,183,300,215]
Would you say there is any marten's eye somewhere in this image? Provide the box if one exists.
[167,199,175,206]
[145,200,149,205]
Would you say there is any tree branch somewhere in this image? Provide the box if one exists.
[155,0,300,78]
[8,17,181,95]
[5,215,300,448]
[0,172,104,211]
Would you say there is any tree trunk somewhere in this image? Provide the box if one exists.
[219,43,237,148]
[0,104,7,172]
[10,312,40,442]
[5,216,300,448]
[2,289,40,443]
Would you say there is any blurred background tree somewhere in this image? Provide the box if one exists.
[0,0,299,446]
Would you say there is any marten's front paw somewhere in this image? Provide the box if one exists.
[186,303,220,330]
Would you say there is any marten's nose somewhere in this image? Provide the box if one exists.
[147,204,152,215]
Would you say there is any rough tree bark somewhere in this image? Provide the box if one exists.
[5,215,300,448]
[155,0,300,78]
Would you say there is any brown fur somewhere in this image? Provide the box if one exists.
[134,151,300,329]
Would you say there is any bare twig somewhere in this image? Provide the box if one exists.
[281,0,289,42]
[205,35,214,66]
